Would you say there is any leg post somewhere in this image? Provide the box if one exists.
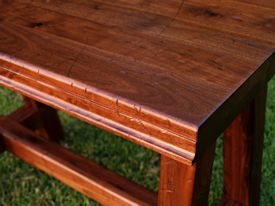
[23,97,64,142]
[9,97,64,142]
[221,86,267,206]
[158,142,216,206]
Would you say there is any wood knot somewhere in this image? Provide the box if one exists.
[188,6,223,18]
[205,10,220,17]
[30,21,44,28]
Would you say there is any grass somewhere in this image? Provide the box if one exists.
[0,78,274,205]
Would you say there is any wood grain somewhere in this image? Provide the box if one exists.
[158,142,216,206]
[220,86,267,206]
[235,0,275,9]
[0,0,274,163]
[0,117,157,206]
[0,1,274,205]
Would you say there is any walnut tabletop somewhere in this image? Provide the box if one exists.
[0,0,275,164]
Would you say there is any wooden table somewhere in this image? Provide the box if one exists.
[0,0,274,205]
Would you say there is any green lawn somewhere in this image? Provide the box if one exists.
[0,79,274,205]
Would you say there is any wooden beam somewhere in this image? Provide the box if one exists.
[220,85,267,206]
[0,117,157,206]
[158,142,216,206]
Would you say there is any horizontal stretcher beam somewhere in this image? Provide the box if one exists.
[0,117,157,206]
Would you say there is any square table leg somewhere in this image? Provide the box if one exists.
[23,98,64,142]
[220,86,267,206]
[158,142,216,206]
[9,97,64,142]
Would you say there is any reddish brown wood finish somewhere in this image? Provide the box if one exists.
[158,142,216,206]
[0,0,275,164]
[9,98,64,142]
[220,86,267,206]
[0,117,157,206]
[23,98,64,142]
[0,1,275,205]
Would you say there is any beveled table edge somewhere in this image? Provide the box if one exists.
[0,51,274,164]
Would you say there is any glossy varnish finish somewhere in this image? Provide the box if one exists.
[0,0,275,164]
[0,1,275,205]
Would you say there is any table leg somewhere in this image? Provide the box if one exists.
[221,86,267,206]
[9,97,64,142]
[23,97,64,142]
[158,142,216,206]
